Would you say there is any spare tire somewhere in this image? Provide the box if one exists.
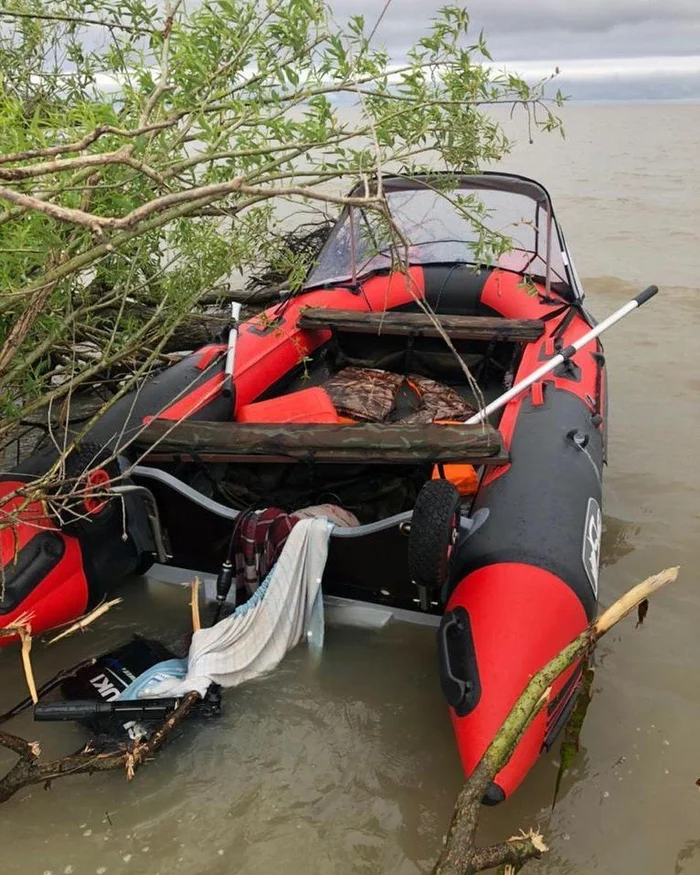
[408,479,461,591]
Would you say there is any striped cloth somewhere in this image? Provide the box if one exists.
[136,517,331,698]
[234,507,297,598]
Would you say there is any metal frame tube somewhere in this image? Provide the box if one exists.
[466,286,659,425]
[109,484,169,563]
[544,206,553,298]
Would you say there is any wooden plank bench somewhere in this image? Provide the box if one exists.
[136,420,508,465]
[297,308,544,342]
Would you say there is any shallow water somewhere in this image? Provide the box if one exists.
[1,103,699,874]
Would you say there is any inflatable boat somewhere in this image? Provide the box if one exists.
[0,173,657,801]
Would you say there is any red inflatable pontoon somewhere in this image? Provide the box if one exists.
[1,173,610,801]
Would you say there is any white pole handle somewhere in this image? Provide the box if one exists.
[222,302,242,398]
[465,285,658,425]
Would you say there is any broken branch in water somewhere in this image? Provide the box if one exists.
[431,565,679,874]
[191,577,201,632]
[0,612,34,642]
[46,597,123,644]
[0,691,200,805]
[18,626,38,705]
[0,563,680,859]
[0,615,38,704]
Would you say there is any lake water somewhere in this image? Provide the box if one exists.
[1,102,699,874]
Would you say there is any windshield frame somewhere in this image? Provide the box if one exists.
[303,172,582,301]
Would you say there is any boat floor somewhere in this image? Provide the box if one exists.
[147,563,441,629]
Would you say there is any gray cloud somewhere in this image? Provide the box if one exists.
[331,0,700,62]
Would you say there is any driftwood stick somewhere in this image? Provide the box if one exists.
[432,565,679,874]
[469,831,548,872]
[594,566,679,636]
[0,565,680,837]
[47,598,123,644]
[0,729,40,760]
[18,627,38,705]
[191,577,201,632]
[0,692,200,804]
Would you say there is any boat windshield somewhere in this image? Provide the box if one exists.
[305,181,571,290]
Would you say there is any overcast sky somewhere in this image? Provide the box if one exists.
[330,0,700,98]
[334,0,700,63]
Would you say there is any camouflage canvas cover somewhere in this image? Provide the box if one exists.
[324,367,404,421]
[323,367,474,424]
[401,374,476,424]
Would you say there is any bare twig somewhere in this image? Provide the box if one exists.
[0,120,178,167]
[18,627,38,705]
[367,0,393,43]
[190,578,201,632]
[0,692,200,805]
[0,729,40,760]
[47,598,123,644]
[139,1,183,128]
[0,8,151,34]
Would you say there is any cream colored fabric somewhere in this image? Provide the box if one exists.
[141,518,330,698]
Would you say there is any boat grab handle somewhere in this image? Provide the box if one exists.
[437,606,481,717]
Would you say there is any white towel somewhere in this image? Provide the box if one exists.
[141,517,330,698]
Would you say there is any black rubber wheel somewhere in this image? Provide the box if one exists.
[408,479,461,590]
[56,442,121,537]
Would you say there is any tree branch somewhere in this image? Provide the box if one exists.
[0,120,178,167]
[469,833,548,873]
[139,0,183,128]
[431,566,679,874]
[0,147,132,182]
[0,8,151,34]
[0,267,61,378]
[0,185,106,232]
[0,692,199,805]
[0,729,39,760]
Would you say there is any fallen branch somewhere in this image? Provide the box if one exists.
[0,566,678,836]
[0,273,61,379]
[0,615,38,703]
[0,691,200,805]
[46,598,123,644]
[18,626,38,705]
[431,566,679,874]
[191,577,201,632]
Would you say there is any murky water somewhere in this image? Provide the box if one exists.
[1,103,699,874]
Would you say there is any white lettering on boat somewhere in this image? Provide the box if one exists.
[582,497,602,598]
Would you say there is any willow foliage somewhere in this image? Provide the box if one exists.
[0,0,562,442]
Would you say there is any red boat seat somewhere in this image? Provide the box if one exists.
[237,387,340,424]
